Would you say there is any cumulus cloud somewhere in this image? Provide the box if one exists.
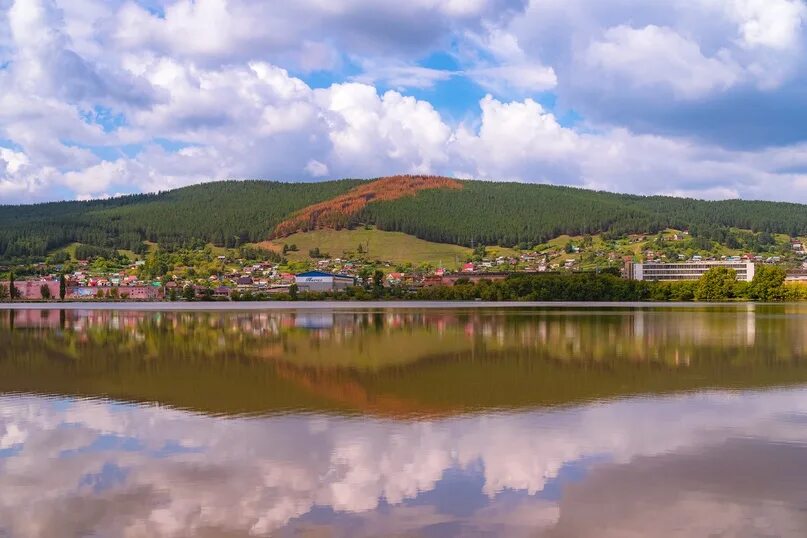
[1,0,807,203]
[509,0,807,147]
[720,0,807,50]
[585,25,741,99]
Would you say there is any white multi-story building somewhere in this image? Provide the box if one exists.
[625,261,756,282]
[295,271,356,293]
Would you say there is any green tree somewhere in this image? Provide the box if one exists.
[40,284,51,300]
[182,285,196,301]
[695,267,737,301]
[0,283,8,301]
[748,265,786,301]
[371,270,384,298]
[289,283,299,300]
[8,271,15,300]
[59,274,66,301]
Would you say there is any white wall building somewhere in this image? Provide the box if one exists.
[626,261,756,282]
[295,271,355,293]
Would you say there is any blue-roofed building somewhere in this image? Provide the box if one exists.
[295,271,355,293]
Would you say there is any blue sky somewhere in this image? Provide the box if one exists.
[1,0,807,203]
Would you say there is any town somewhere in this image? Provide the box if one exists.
[3,228,807,301]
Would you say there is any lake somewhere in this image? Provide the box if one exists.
[1,304,806,537]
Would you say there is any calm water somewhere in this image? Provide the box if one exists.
[1,305,807,537]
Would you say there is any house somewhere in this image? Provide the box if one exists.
[295,271,355,293]
[386,272,404,285]
[422,275,445,287]
[462,262,476,273]
[266,285,292,294]
[213,286,232,299]
[786,270,807,282]
[236,276,254,289]
[122,286,163,300]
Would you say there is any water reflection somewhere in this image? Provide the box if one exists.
[2,306,807,416]
[1,389,806,537]
[1,306,807,536]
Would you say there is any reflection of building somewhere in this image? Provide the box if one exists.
[295,271,355,293]
[294,313,334,329]
[626,261,755,282]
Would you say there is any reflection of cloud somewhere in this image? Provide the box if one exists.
[0,389,806,536]
[545,438,807,537]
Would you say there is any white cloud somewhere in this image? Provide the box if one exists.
[305,159,329,177]
[585,25,741,99]
[352,63,455,90]
[469,63,557,93]
[448,94,807,201]
[1,0,807,203]
[461,26,558,94]
[719,0,807,50]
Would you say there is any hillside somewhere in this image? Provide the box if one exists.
[0,180,361,260]
[272,175,462,237]
[3,176,807,262]
[360,181,807,247]
[260,227,518,269]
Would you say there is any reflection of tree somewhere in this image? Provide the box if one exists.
[2,307,807,416]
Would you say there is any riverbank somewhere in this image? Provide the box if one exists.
[0,300,769,310]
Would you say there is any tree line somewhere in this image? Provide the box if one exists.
[0,180,360,262]
[360,181,807,248]
[5,178,807,261]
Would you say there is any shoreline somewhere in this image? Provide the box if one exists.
[0,300,769,311]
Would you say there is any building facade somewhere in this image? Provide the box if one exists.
[295,271,355,293]
[626,261,756,282]
[1,280,60,300]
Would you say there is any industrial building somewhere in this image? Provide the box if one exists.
[295,271,356,293]
[625,261,756,282]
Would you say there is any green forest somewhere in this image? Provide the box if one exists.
[361,181,807,247]
[0,180,361,261]
[3,178,807,261]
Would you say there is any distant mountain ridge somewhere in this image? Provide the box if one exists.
[2,176,807,261]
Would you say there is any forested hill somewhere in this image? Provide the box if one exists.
[3,176,807,261]
[359,181,807,248]
[0,180,362,259]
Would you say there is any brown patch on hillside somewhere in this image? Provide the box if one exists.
[254,241,283,253]
[272,175,462,238]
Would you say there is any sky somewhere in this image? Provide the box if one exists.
[1,0,807,204]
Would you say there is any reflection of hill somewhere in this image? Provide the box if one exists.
[2,307,807,417]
